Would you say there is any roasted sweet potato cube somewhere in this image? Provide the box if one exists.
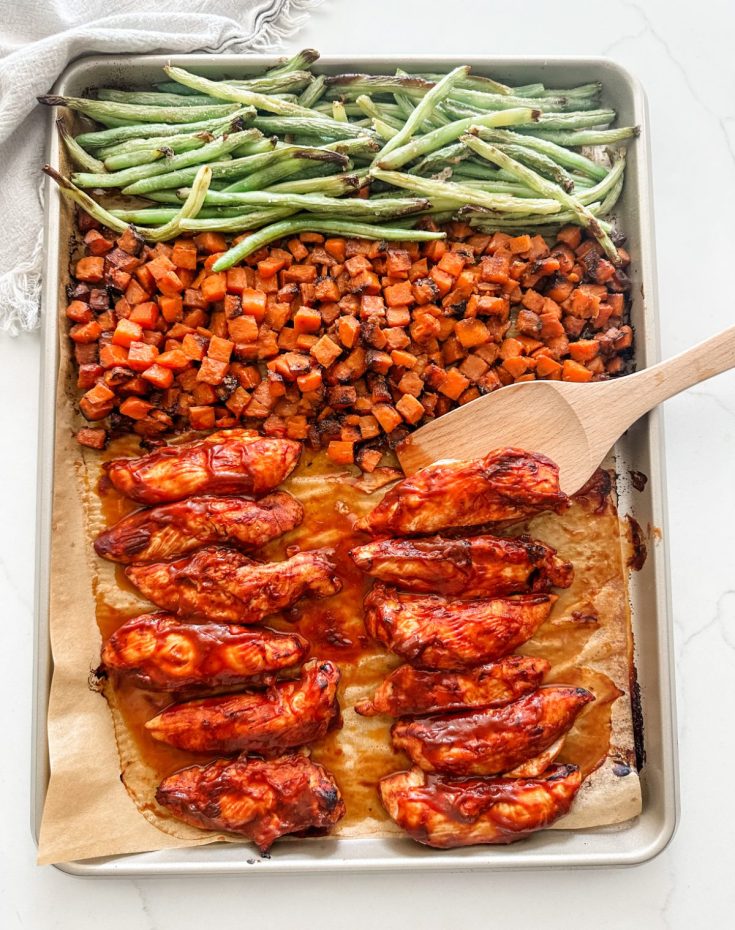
[196,356,229,385]
[75,256,105,282]
[207,335,234,363]
[437,367,470,400]
[396,392,425,424]
[311,334,342,368]
[455,318,490,348]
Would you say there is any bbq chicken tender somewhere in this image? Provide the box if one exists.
[145,659,341,754]
[105,429,300,505]
[354,656,550,717]
[357,448,568,536]
[101,613,309,691]
[379,764,582,848]
[363,584,556,670]
[95,491,304,564]
[126,546,342,624]
[350,534,573,597]
[156,754,345,852]
[391,686,593,776]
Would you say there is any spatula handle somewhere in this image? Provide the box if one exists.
[609,324,735,429]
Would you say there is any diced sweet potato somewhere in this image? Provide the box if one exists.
[76,427,107,449]
[437,368,470,400]
[311,334,342,368]
[396,392,425,424]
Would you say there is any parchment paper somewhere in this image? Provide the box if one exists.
[38,405,641,864]
[37,198,640,865]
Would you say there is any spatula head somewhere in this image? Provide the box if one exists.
[396,381,601,494]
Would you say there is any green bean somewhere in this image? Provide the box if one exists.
[542,82,602,99]
[470,126,607,181]
[42,166,129,234]
[38,94,241,125]
[453,178,543,197]
[251,114,376,141]
[417,72,512,96]
[103,134,213,170]
[97,89,215,107]
[408,142,471,175]
[56,120,106,173]
[508,83,546,97]
[531,109,617,130]
[266,170,369,194]
[442,100,616,130]
[493,143,575,191]
[181,208,297,234]
[136,191,182,204]
[212,217,445,271]
[73,128,262,189]
[153,81,202,96]
[298,74,326,108]
[324,74,435,99]
[462,135,620,261]
[376,107,538,170]
[110,206,248,223]
[265,49,320,76]
[451,162,519,182]
[516,126,640,146]
[332,100,348,123]
[468,203,613,233]
[371,118,396,141]
[228,76,312,95]
[158,73,313,96]
[450,89,573,113]
[370,168,562,215]
[74,108,254,149]
[200,190,430,219]
[122,145,348,196]
[221,154,349,194]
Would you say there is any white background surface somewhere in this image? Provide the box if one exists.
[2,1,734,926]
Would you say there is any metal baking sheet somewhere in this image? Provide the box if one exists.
[33,53,678,874]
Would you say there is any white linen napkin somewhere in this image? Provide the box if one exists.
[0,0,323,334]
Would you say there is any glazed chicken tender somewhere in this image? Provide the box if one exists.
[126,545,342,624]
[94,491,303,563]
[357,448,568,536]
[379,765,582,848]
[157,754,345,852]
[101,613,309,691]
[105,429,301,505]
[145,659,341,754]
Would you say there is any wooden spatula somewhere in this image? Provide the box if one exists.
[397,325,735,492]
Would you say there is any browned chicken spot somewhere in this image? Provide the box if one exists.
[363,584,556,670]
[357,448,568,536]
[100,612,309,691]
[94,491,304,564]
[105,429,301,505]
[126,545,342,624]
[350,534,573,597]
[379,764,582,848]
[156,754,345,852]
[354,656,550,717]
[145,658,341,754]
[391,686,593,776]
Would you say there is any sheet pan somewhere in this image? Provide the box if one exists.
[33,53,678,874]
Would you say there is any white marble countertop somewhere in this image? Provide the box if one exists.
[2,0,734,926]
